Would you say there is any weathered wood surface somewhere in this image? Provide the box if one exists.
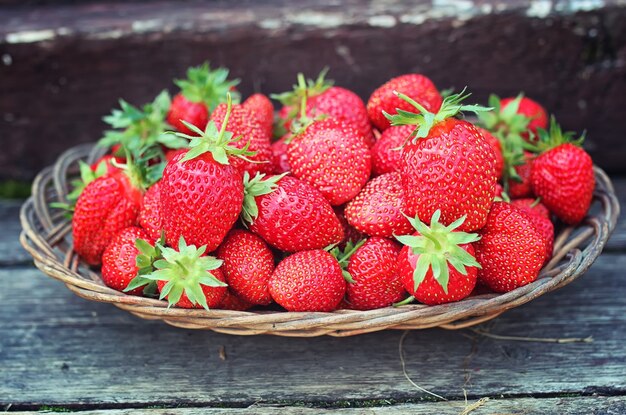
[8,396,626,414]
[2,248,625,406]
[1,0,625,180]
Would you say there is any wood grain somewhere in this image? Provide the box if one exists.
[1,0,625,180]
[1,249,625,407]
[7,396,626,414]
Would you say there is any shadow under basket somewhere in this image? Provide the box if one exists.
[20,144,621,337]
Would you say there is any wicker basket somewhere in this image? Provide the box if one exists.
[20,143,620,337]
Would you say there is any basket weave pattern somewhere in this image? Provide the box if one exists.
[20,144,620,337]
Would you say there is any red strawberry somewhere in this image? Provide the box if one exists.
[494,183,504,198]
[138,181,162,241]
[525,212,554,263]
[210,101,273,176]
[395,211,481,305]
[160,95,247,251]
[530,119,595,225]
[242,93,274,138]
[501,96,548,140]
[477,127,504,180]
[72,169,143,265]
[274,71,375,147]
[344,237,405,310]
[269,249,346,312]
[167,94,209,136]
[143,237,228,309]
[474,202,548,292]
[102,226,152,295]
[344,172,412,238]
[287,118,371,205]
[334,205,365,249]
[241,173,344,252]
[371,125,413,176]
[511,198,550,219]
[367,74,442,131]
[217,290,254,311]
[507,151,534,198]
[217,229,274,305]
[271,135,291,174]
[388,90,498,232]
[167,62,240,135]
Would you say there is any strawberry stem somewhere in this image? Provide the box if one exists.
[384,87,491,142]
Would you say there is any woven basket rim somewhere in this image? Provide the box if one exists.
[19,143,621,337]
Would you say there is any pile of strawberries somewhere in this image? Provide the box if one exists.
[63,63,595,312]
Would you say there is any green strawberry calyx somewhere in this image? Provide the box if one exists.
[174,93,257,164]
[241,172,288,226]
[98,90,187,154]
[477,94,533,140]
[112,145,166,192]
[124,232,166,296]
[328,239,367,283]
[139,236,227,310]
[384,88,491,142]
[524,116,585,154]
[395,210,481,294]
[175,62,241,110]
[271,67,333,109]
[271,69,332,138]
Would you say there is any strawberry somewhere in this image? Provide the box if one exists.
[167,62,240,135]
[72,165,146,265]
[273,70,375,147]
[242,93,275,138]
[501,96,548,140]
[241,173,344,252]
[99,91,186,156]
[138,181,162,241]
[478,94,547,142]
[160,94,249,251]
[371,125,413,176]
[474,202,548,292]
[210,101,273,176]
[287,118,371,205]
[343,237,405,310]
[529,119,595,225]
[334,205,365,249]
[101,226,155,295]
[477,127,504,180]
[217,229,274,305]
[395,211,481,305]
[269,249,346,312]
[507,151,534,198]
[367,73,442,131]
[344,172,412,238]
[510,198,550,219]
[271,135,291,174]
[525,211,554,264]
[217,290,254,311]
[167,94,209,137]
[387,90,498,232]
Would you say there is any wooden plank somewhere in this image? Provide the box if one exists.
[1,249,625,407]
[0,1,625,180]
[607,177,626,251]
[7,396,626,414]
[0,199,31,265]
